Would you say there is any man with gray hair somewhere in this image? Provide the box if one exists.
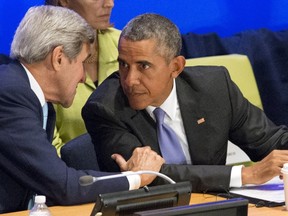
[0,7,164,213]
[83,13,288,193]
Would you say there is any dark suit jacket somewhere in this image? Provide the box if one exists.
[82,66,288,193]
[0,61,129,213]
[0,54,11,64]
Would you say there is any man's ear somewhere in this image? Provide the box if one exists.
[171,55,186,78]
[51,46,64,71]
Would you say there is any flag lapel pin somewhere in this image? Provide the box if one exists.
[197,117,205,124]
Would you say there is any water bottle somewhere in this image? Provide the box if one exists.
[282,163,288,211]
[29,195,51,216]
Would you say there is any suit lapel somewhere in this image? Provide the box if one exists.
[176,73,209,164]
[132,110,161,153]
[118,97,161,154]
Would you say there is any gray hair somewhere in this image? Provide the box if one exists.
[120,13,182,61]
[10,5,95,64]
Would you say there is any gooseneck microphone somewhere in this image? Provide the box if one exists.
[79,170,176,186]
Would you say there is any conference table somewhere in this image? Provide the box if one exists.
[2,193,287,216]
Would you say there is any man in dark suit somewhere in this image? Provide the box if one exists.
[0,54,11,64]
[0,6,164,213]
[83,13,288,193]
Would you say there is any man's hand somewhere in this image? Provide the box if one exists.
[242,149,288,185]
[112,146,165,186]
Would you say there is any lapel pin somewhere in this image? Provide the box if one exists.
[197,118,205,124]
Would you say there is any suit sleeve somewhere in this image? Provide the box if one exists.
[83,99,143,172]
[223,68,288,160]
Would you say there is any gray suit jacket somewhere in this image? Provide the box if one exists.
[83,66,288,192]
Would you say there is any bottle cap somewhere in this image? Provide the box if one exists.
[34,195,46,204]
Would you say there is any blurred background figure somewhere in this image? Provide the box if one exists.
[45,0,120,156]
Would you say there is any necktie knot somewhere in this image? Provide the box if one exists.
[153,107,186,164]
[153,107,165,124]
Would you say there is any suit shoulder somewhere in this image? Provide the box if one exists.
[0,62,29,87]
[178,66,232,90]
[182,65,230,80]
[183,65,229,77]
[87,72,122,102]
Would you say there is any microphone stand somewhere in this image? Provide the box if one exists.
[79,170,176,186]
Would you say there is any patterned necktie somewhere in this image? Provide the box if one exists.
[153,107,186,164]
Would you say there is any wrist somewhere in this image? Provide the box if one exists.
[241,166,255,185]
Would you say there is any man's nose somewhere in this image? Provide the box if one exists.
[123,69,140,86]
[104,0,114,8]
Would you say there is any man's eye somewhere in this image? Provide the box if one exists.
[140,64,150,70]
[119,61,128,68]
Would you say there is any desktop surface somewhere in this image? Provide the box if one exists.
[1,193,286,216]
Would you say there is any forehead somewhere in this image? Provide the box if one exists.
[118,38,160,60]
[67,0,102,8]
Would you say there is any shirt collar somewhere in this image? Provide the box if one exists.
[21,63,46,107]
[146,79,179,120]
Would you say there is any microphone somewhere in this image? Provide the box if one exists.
[79,170,176,186]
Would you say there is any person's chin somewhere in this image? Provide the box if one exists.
[61,99,73,108]
[128,100,147,110]
[94,19,110,28]
[61,103,70,108]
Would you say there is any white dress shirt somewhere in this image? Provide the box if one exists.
[21,64,48,128]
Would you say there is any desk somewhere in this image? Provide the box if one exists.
[2,193,287,216]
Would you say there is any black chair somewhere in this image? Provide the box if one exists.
[61,133,99,170]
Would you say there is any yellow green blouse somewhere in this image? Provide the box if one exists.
[52,28,121,156]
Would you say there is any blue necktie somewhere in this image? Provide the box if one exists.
[153,108,186,164]
[43,103,48,129]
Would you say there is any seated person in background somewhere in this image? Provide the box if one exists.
[0,6,164,213]
[83,13,288,193]
[45,0,120,156]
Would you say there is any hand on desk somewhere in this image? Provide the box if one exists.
[242,149,288,185]
[112,146,165,187]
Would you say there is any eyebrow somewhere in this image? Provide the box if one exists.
[117,57,151,65]
[137,60,151,65]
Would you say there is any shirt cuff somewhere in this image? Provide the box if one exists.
[229,165,243,187]
[122,171,141,190]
